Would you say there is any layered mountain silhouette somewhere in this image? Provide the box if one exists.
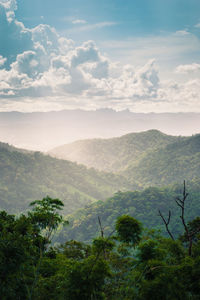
[49,130,200,186]
[0,142,130,214]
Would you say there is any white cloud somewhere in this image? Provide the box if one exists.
[174,30,190,36]
[157,78,200,108]
[70,41,100,67]
[0,0,17,21]
[0,7,33,66]
[0,55,7,66]
[0,0,17,10]
[72,19,87,25]
[175,63,200,74]
[107,59,160,100]
[0,2,200,112]
[83,60,109,79]
[73,21,117,32]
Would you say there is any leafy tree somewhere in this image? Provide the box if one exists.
[1,191,200,299]
[29,196,68,243]
[0,211,42,299]
[60,240,91,260]
[57,181,200,244]
[115,215,142,245]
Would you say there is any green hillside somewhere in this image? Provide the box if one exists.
[49,130,180,172]
[124,133,200,187]
[56,179,200,243]
[0,143,131,214]
[0,141,31,154]
[49,131,200,187]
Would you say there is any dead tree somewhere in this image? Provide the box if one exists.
[158,209,174,240]
[159,180,197,256]
[175,180,193,255]
[98,216,104,238]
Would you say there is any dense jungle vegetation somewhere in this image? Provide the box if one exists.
[0,144,130,214]
[1,190,200,300]
[1,131,200,299]
[1,131,200,217]
[49,130,178,172]
[56,179,200,243]
[50,130,200,187]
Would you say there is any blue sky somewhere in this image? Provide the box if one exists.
[16,0,200,33]
[0,0,200,112]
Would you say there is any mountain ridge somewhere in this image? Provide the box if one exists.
[49,129,185,172]
[49,130,200,187]
[0,143,131,214]
[56,179,200,243]
[0,110,199,151]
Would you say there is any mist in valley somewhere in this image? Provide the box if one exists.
[0,109,199,152]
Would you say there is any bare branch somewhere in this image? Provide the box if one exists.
[158,210,174,240]
[175,200,183,208]
[167,210,171,226]
[98,216,104,238]
[176,197,184,205]
[175,181,192,256]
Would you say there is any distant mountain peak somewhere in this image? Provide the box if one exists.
[48,129,180,173]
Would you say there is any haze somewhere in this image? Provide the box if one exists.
[0,109,199,151]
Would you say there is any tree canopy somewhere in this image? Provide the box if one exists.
[1,190,200,299]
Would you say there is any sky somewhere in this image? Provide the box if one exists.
[0,0,200,112]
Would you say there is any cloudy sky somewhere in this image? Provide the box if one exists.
[0,0,200,112]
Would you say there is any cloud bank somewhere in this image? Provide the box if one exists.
[0,0,200,112]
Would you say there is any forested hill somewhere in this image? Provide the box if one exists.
[0,141,31,154]
[56,179,200,243]
[49,130,180,172]
[49,131,200,187]
[124,133,200,186]
[0,144,131,214]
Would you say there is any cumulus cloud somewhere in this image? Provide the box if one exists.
[105,59,159,100]
[175,63,200,74]
[0,55,7,67]
[157,78,200,108]
[0,0,17,21]
[0,0,17,10]
[0,6,33,67]
[70,41,100,67]
[0,1,200,112]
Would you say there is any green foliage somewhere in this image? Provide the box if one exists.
[0,211,43,299]
[61,240,91,260]
[50,130,178,172]
[124,134,200,187]
[93,237,115,253]
[0,145,130,215]
[1,130,200,299]
[116,215,142,245]
[138,240,161,261]
[1,195,200,300]
[56,181,200,243]
[0,198,113,300]
[29,196,66,231]
[60,256,110,300]
[50,131,200,188]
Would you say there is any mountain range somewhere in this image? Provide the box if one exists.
[49,130,200,187]
[0,129,199,222]
[0,109,199,151]
[0,142,130,214]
